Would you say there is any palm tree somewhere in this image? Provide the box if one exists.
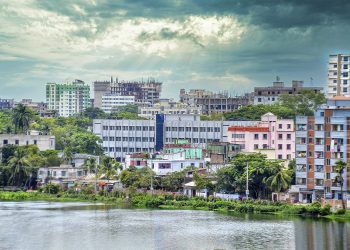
[85,157,98,193]
[63,147,73,165]
[99,157,122,194]
[264,165,292,194]
[7,148,32,187]
[12,104,33,134]
[334,160,347,209]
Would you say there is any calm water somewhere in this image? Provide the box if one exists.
[0,202,349,250]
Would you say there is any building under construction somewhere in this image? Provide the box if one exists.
[93,77,162,108]
[179,89,252,115]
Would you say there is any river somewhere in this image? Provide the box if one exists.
[0,202,349,250]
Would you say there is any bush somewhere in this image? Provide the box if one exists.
[320,205,331,216]
[335,209,346,215]
[43,183,60,194]
[174,194,189,201]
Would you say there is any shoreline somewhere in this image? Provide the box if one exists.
[0,191,349,222]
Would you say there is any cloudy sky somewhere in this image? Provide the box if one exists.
[1,0,350,101]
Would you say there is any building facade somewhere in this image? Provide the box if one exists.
[227,113,295,160]
[46,79,90,117]
[254,79,323,105]
[328,54,350,98]
[93,114,258,161]
[295,97,350,203]
[0,99,14,110]
[179,89,251,115]
[0,133,55,151]
[139,99,202,119]
[101,93,135,113]
[93,78,162,108]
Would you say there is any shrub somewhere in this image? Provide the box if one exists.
[174,194,189,201]
[335,209,346,215]
[43,183,60,194]
[320,205,331,216]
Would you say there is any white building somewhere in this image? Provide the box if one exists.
[139,99,201,119]
[328,54,350,97]
[0,133,55,151]
[125,152,208,175]
[101,93,135,113]
[93,114,259,161]
[46,79,90,117]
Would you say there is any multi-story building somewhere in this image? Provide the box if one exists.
[139,99,202,119]
[179,89,251,115]
[328,54,350,98]
[0,99,14,110]
[101,93,135,113]
[227,113,295,160]
[125,151,207,176]
[46,79,90,117]
[0,132,55,151]
[93,114,258,161]
[254,79,323,105]
[93,78,162,108]
[295,97,350,204]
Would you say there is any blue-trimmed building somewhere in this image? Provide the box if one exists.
[295,97,350,204]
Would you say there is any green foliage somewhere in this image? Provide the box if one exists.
[42,183,61,194]
[216,153,293,199]
[278,89,326,117]
[120,166,156,189]
[12,104,35,133]
[224,104,295,121]
[112,104,139,114]
[0,111,14,133]
[161,170,186,192]
[81,107,107,119]
[1,145,17,164]
[41,150,62,166]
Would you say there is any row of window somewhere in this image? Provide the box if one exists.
[103,126,155,131]
[297,124,345,131]
[103,137,155,142]
[165,127,220,132]
[104,147,154,153]
[3,139,37,145]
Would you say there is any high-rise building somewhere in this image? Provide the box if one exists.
[295,97,350,204]
[328,54,350,98]
[101,93,135,113]
[46,79,90,117]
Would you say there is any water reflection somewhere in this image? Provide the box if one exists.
[0,202,348,250]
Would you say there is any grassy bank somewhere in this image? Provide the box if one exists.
[1,191,348,221]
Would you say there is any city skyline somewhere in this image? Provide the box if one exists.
[1,0,350,101]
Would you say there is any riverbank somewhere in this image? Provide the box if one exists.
[1,191,349,221]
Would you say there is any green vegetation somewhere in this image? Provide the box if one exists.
[1,191,345,220]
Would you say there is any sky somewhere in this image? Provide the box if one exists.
[1,0,350,101]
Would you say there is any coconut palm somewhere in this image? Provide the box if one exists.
[334,160,347,209]
[85,157,98,193]
[7,148,32,187]
[99,157,122,194]
[12,104,33,133]
[264,165,292,193]
[63,146,73,165]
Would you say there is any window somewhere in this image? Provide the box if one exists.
[278,144,283,150]
[287,144,291,150]
[33,140,37,145]
[179,127,184,132]
[254,144,258,149]
[61,171,66,177]
[278,134,283,139]
[278,124,282,129]
[142,126,148,131]
[158,163,171,169]
[263,144,268,149]
[263,134,267,140]
[296,178,306,185]
[287,124,291,129]
[326,159,331,165]
[200,127,206,132]
[315,151,324,158]
[316,165,324,172]
[232,134,245,139]
[15,140,19,145]
[296,164,306,172]
[193,127,199,132]
[254,134,259,140]
[326,173,330,179]
[344,64,348,70]
[343,87,348,93]
[278,154,283,159]
[109,137,115,141]
[287,134,291,140]
[315,179,324,186]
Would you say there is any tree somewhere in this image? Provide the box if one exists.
[264,164,292,193]
[334,160,347,209]
[12,104,34,133]
[279,89,326,117]
[85,157,99,193]
[113,104,139,114]
[7,148,32,187]
[0,110,14,133]
[81,107,107,119]
[161,171,186,192]
[99,157,122,194]
[120,166,157,189]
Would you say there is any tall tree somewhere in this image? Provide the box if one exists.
[12,104,34,133]
[264,164,292,193]
[7,148,32,187]
[334,160,347,209]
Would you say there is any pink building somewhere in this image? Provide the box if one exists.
[227,113,295,160]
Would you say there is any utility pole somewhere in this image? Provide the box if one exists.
[245,162,249,200]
